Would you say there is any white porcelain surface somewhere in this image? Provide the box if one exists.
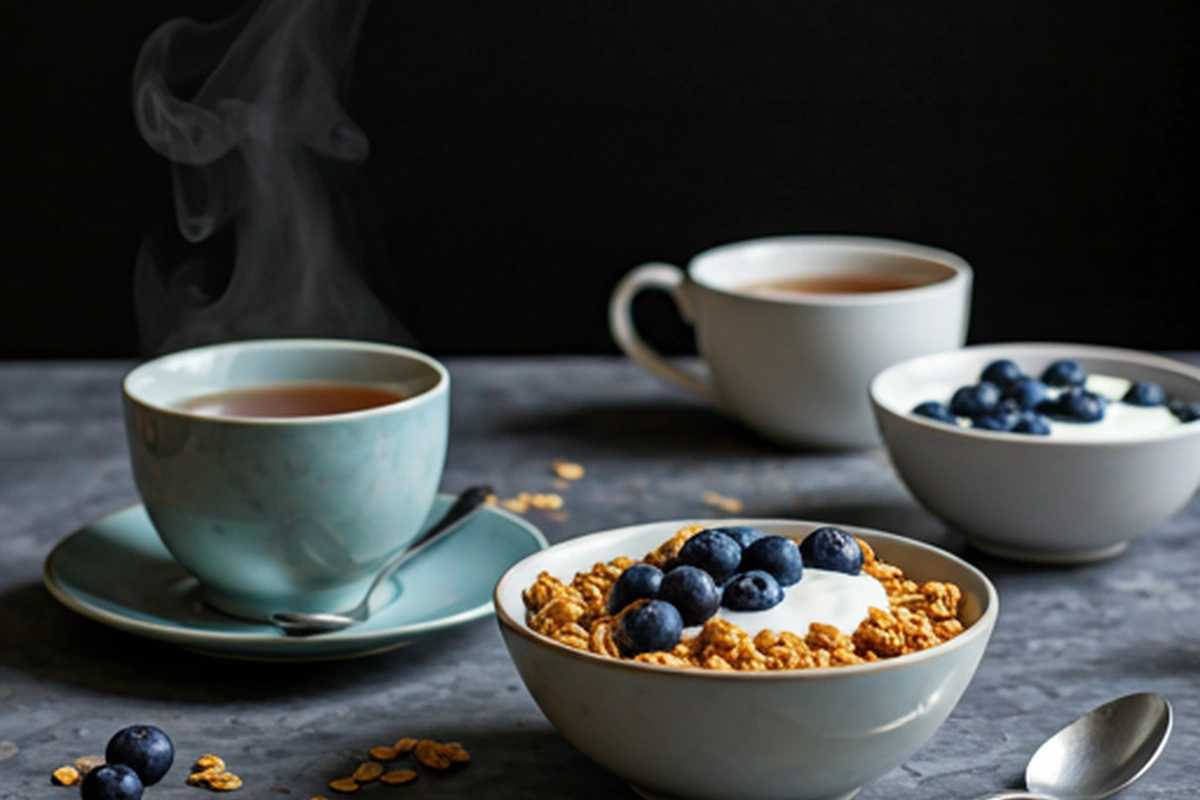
[609,236,973,449]
[870,343,1200,563]
[495,519,998,800]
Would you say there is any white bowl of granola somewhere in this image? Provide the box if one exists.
[494,519,998,800]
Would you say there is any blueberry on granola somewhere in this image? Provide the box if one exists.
[949,382,1001,418]
[709,525,763,550]
[1041,359,1087,388]
[614,599,683,656]
[658,566,721,626]
[912,400,956,424]
[741,536,803,587]
[677,529,744,583]
[798,527,864,575]
[1123,381,1166,407]
[81,764,143,800]
[105,725,173,787]
[980,359,1023,388]
[1168,399,1200,422]
[606,564,664,615]
[1002,376,1049,411]
[722,570,784,611]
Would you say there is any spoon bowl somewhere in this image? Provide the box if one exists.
[1025,692,1173,800]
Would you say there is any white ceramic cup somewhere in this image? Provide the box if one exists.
[609,236,973,449]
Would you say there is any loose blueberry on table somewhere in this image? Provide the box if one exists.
[105,725,174,787]
[80,764,143,800]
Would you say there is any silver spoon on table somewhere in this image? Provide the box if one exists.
[979,692,1172,800]
[270,485,493,637]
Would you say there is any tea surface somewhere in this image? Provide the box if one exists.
[176,382,406,418]
[738,274,930,296]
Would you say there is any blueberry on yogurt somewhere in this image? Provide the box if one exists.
[1044,386,1107,423]
[949,382,1002,418]
[1012,411,1051,435]
[1041,359,1087,388]
[1168,399,1200,423]
[1123,381,1166,407]
[606,563,663,615]
[614,599,683,656]
[972,401,1022,432]
[722,570,784,611]
[677,530,744,583]
[658,566,722,626]
[1002,376,1049,411]
[980,359,1023,388]
[708,525,763,550]
[741,536,804,587]
[798,526,864,575]
[912,400,957,424]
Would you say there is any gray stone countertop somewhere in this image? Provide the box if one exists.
[0,355,1197,799]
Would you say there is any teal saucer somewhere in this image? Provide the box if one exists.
[43,495,548,662]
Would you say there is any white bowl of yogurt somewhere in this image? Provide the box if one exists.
[870,342,1200,563]
[495,518,998,800]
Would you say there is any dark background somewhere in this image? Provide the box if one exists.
[1,1,1196,358]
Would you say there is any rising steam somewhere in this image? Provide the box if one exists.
[132,0,412,354]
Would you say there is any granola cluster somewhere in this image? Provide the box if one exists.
[522,525,965,671]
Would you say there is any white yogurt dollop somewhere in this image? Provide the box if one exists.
[1047,375,1181,441]
[709,569,889,637]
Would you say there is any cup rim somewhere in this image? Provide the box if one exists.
[494,518,999,682]
[685,234,973,307]
[870,342,1200,447]
[122,338,449,426]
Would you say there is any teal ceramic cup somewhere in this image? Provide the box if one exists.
[122,339,450,621]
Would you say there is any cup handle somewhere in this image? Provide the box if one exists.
[608,263,715,401]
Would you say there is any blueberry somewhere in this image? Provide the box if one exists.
[949,382,1002,418]
[606,564,664,614]
[1012,411,1051,435]
[722,570,784,611]
[1123,381,1166,407]
[798,527,864,575]
[1043,386,1107,423]
[1168,399,1200,423]
[1002,377,1049,411]
[972,401,1021,432]
[740,536,804,587]
[81,764,143,800]
[1041,359,1087,388]
[658,566,722,626]
[708,526,762,550]
[105,725,174,787]
[614,599,683,656]
[912,400,957,424]
[980,359,1023,388]
[677,530,744,583]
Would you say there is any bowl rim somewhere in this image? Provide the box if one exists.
[870,342,1200,447]
[494,518,999,681]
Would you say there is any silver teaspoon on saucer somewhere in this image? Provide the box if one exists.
[979,692,1172,800]
[270,485,493,637]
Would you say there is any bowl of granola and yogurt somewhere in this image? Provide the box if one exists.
[494,519,997,800]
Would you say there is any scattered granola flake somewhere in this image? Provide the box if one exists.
[379,770,418,786]
[551,460,585,481]
[484,493,498,505]
[413,739,452,770]
[204,772,243,791]
[310,797,329,800]
[194,755,226,773]
[52,765,80,786]
[442,742,470,763]
[702,491,744,513]
[351,762,383,783]
[393,737,418,756]
[550,479,571,491]
[368,746,398,761]
[548,510,570,523]
[74,755,105,775]
[528,493,564,510]
[188,769,224,786]
[499,493,531,513]
[328,777,360,793]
